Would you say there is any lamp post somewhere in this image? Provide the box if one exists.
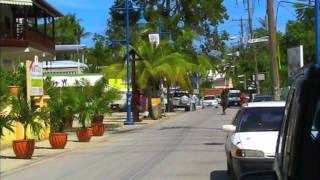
[112,1,147,125]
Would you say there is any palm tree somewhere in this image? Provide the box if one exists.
[104,39,196,119]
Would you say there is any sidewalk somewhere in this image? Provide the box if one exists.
[0,111,184,174]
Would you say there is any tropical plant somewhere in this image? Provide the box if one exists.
[44,86,78,133]
[90,78,120,117]
[0,114,14,138]
[55,13,90,45]
[9,94,43,140]
[73,79,93,129]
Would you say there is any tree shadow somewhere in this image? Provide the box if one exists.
[210,170,231,180]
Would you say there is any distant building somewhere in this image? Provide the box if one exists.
[0,0,63,69]
[42,60,87,75]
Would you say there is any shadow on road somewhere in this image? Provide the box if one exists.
[210,170,231,180]
[204,142,224,146]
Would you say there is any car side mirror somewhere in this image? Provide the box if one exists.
[240,170,277,180]
[222,125,236,133]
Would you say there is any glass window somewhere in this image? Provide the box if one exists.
[239,107,285,132]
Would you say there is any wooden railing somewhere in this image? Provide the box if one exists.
[24,26,54,50]
[0,25,54,50]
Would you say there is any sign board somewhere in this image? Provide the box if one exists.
[248,36,269,44]
[148,33,160,46]
[30,56,43,96]
[287,45,304,83]
[252,73,266,81]
[193,89,199,94]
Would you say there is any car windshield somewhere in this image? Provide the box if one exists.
[239,107,285,132]
[229,93,240,97]
[253,96,273,102]
[204,96,215,100]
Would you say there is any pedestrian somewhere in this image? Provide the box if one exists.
[220,89,229,115]
[191,94,197,111]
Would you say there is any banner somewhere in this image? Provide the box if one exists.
[30,56,43,96]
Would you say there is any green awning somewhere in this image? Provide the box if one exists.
[0,0,33,6]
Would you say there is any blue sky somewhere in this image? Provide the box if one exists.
[47,0,298,47]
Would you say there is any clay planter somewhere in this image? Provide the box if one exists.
[12,139,35,159]
[49,133,68,149]
[92,123,105,136]
[76,128,93,142]
[92,115,104,124]
[8,86,19,96]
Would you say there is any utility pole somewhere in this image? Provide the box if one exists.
[267,0,280,100]
[247,0,260,94]
[232,17,246,48]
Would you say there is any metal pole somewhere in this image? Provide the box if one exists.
[247,0,261,94]
[125,0,133,125]
[317,0,320,64]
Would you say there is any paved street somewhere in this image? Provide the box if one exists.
[2,108,238,180]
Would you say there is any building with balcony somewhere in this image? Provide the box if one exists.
[0,0,63,69]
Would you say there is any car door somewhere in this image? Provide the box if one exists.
[292,66,320,180]
[274,73,302,180]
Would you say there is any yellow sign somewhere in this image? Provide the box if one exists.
[108,79,126,89]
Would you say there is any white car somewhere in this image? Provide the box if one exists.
[222,101,285,179]
[202,95,219,108]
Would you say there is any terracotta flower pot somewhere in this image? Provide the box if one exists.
[92,123,105,136]
[8,86,19,96]
[12,139,35,159]
[76,128,93,142]
[92,115,104,124]
[49,133,68,149]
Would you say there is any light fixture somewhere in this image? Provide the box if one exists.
[137,10,147,26]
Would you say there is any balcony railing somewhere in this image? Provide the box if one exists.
[0,24,54,50]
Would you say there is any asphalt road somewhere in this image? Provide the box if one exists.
[2,108,237,180]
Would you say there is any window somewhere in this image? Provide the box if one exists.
[239,107,285,132]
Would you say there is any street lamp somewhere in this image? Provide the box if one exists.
[112,1,147,125]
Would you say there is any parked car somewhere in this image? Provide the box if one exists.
[202,95,219,108]
[223,101,286,179]
[252,95,273,102]
[240,64,320,180]
[172,91,191,111]
[228,90,241,106]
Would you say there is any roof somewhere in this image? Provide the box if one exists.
[0,0,63,17]
[55,45,87,52]
[34,0,63,17]
[41,60,88,69]
[245,101,286,108]
[0,0,32,6]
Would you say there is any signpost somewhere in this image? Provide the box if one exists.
[148,33,160,46]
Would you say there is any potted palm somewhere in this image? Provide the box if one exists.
[9,94,43,159]
[44,86,77,149]
[90,78,120,136]
[73,80,93,142]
